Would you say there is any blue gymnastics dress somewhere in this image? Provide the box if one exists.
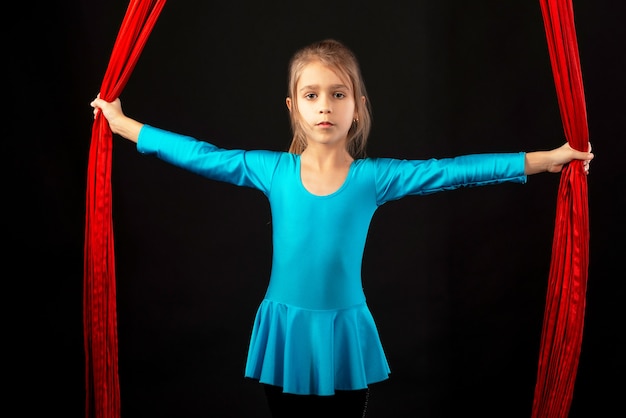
[137,125,527,395]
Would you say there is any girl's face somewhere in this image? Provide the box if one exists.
[289,61,357,151]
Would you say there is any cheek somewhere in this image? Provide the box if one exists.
[296,104,315,120]
[292,109,309,128]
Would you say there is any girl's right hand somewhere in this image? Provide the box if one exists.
[89,95,143,143]
[90,94,124,124]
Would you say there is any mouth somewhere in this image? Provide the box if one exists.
[317,121,334,127]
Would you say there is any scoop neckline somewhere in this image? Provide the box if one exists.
[296,155,355,198]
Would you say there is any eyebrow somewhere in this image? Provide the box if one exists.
[299,83,350,92]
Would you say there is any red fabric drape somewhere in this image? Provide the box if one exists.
[84,2,166,417]
[532,0,589,417]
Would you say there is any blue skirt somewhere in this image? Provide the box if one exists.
[244,299,391,395]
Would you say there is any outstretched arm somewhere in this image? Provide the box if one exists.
[525,142,593,175]
[90,95,143,143]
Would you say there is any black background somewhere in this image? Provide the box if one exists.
[9,1,625,417]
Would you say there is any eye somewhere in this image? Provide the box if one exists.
[334,92,346,99]
[304,93,317,100]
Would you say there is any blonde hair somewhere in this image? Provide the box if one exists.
[286,39,372,159]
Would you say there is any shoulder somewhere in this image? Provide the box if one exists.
[242,150,297,181]
[352,156,415,172]
[245,149,295,166]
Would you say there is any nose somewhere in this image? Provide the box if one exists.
[318,94,331,113]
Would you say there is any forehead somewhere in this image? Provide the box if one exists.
[297,61,351,90]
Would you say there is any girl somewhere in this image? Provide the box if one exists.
[91,39,592,417]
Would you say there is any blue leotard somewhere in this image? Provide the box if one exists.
[137,124,527,395]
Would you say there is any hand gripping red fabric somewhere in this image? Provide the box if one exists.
[84,2,166,417]
[532,1,590,417]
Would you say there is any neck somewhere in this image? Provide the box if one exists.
[301,145,353,170]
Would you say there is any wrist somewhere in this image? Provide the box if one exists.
[113,116,143,143]
[524,151,551,175]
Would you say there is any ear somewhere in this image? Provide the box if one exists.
[286,97,292,112]
[354,95,366,120]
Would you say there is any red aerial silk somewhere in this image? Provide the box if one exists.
[532,0,589,417]
[84,1,166,417]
